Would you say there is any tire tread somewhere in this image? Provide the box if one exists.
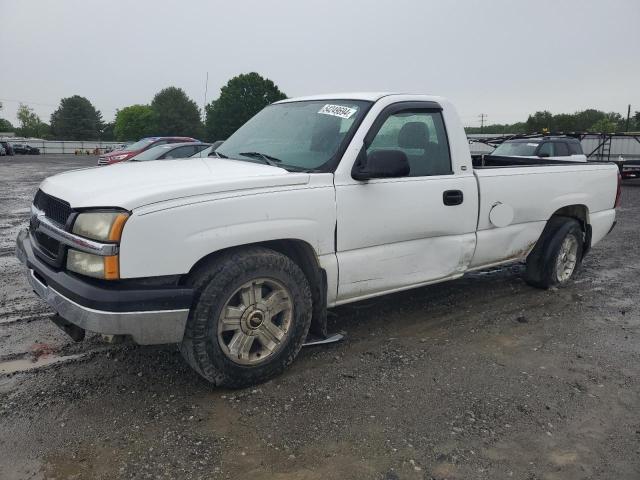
[525,216,583,289]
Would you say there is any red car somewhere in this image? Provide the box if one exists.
[98,137,198,165]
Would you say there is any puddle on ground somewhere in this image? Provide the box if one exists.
[0,353,86,374]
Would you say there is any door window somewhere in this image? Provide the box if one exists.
[193,144,209,155]
[554,142,569,156]
[163,146,195,159]
[568,141,582,155]
[538,142,554,157]
[367,111,451,176]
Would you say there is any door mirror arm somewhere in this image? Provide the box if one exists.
[351,147,370,181]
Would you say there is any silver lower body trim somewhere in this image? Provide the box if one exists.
[27,269,189,345]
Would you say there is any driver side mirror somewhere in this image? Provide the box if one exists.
[352,149,410,181]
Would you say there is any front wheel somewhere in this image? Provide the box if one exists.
[525,217,584,289]
[180,247,312,388]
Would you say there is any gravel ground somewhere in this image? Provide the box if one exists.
[0,155,639,480]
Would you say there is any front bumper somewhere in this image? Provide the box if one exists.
[16,229,193,344]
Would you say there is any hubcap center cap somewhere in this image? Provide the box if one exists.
[247,311,264,329]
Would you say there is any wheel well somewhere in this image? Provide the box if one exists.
[184,239,328,338]
[551,205,588,226]
[549,204,592,256]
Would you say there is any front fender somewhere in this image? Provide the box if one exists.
[118,185,336,279]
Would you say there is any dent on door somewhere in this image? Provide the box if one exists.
[336,233,477,303]
[335,175,479,303]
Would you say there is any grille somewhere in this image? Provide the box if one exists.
[31,190,71,267]
[34,230,60,258]
[97,157,108,165]
[33,189,72,226]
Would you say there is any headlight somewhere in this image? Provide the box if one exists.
[72,211,129,242]
[67,250,120,279]
[112,154,128,161]
[69,211,128,280]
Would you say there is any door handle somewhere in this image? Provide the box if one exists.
[443,190,464,206]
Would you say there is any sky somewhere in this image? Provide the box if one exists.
[1,0,638,128]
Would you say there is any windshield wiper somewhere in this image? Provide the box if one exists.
[235,151,318,172]
[238,151,282,167]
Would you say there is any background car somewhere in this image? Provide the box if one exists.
[0,141,14,155]
[128,142,211,162]
[189,140,225,158]
[490,137,586,162]
[12,144,40,155]
[104,143,129,153]
[97,136,199,165]
[0,145,5,156]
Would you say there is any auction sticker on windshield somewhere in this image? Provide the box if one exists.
[318,104,357,119]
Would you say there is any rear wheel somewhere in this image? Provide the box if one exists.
[525,216,584,289]
[180,247,312,388]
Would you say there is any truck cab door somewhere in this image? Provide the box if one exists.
[334,102,478,302]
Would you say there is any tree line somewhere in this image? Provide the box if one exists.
[3,78,638,141]
[0,72,286,142]
[465,108,640,135]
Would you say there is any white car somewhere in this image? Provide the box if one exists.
[490,137,587,162]
[16,93,619,387]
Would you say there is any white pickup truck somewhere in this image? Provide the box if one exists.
[16,93,621,387]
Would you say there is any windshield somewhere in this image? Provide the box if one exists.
[492,141,539,156]
[216,100,371,171]
[129,144,173,161]
[125,138,156,151]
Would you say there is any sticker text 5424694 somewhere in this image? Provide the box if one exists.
[318,104,357,119]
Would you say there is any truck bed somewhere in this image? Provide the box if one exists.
[473,154,609,168]
[468,160,618,269]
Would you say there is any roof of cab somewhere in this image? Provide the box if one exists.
[275,92,396,103]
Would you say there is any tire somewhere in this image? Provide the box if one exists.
[524,216,584,289]
[180,247,312,388]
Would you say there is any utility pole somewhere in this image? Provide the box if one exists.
[202,72,209,123]
[479,113,487,133]
[626,104,631,132]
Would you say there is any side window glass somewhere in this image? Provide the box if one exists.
[538,142,554,157]
[555,142,569,156]
[568,141,582,155]
[185,145,198,156]
[164,146,190,159]
[193,145,208,156]
[367,110,451,176]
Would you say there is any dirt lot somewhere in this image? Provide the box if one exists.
[0,155,638,480]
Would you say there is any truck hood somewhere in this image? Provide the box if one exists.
[39,158,310,210]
